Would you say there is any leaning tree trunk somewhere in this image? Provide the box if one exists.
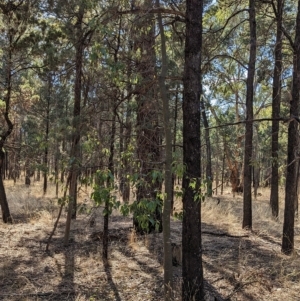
[182,0,204,300]
[243,0,256,230]
[282,0,300,255]
[270,0,283,218]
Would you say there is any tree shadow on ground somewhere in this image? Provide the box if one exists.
[140,214,300,301]
[103,259,122,301]
[201,221,300,300]
[0,215,122,301]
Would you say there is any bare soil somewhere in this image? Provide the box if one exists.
[1,180,300,300]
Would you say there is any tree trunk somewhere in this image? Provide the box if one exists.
[243,0,256,230]
[55,145,59,197]
[0,149,12,223]
[294,161,300,219]
[282,0,300,255]
[171,85,179,215]
[0,10,14,222]
[121,102,132,203]
[64,7,86,245]
[182,0,204,300]
[201,98,212,197]
[253,125,259,199]
[221,152,225,195]
[215,133,220,195]
[120,48,133,203]
[270,0,283,218]
[133,1,162,234]
[103,112,116,260]
[156,0,173,298]
[2,151,6,179]
[43,75,51,195]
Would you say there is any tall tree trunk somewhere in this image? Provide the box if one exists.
[64,7,86,245]
[0,149,12,223]
[103,112,116,260]
[253,125,259,199]
[243,0,256,229]
[0,12,14,222]
[171,86,179,215]
[36,156,41,181]
[2,151,6,179]
[43,75,51,195]
[120,40,133,204]
[103,17,121,258]
[221,151,225,195]
[270,0,283,218]
[55,141,59,197]
[215,133,220,195]
[119,105,124,190]
[201,99,212,197]
[156,0,173,298]
[294,161,300,218]
[282,0,300,255]
[182,0,204,300]
[133,1,162,234]
[121,102,132,203]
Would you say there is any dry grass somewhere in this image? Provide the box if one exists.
[0,180,300,300]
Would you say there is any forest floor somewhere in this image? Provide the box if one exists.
[0,180,300,301]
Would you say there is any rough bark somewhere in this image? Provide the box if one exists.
[133,1,162,234]
[243,0,256,230]
[0,3,15,222]
[156,0,173,298]
[282,0,300,255]
[270,0,283,218]
[182,0,204,300]
[103,18,121,259]
[295,161,300,218]
[201,99,212,197]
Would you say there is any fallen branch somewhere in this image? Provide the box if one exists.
[202,231,248,238]
[0,291,76,298]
